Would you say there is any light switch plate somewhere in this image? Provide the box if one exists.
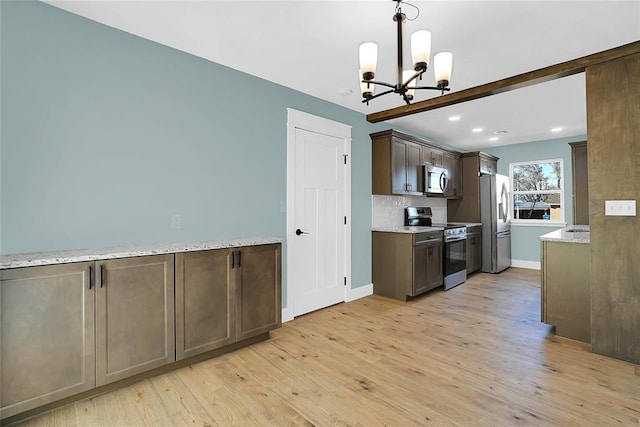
[605,200,636,216]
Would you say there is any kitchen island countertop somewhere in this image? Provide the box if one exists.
[539,225,590,244]
[0,237,284,269]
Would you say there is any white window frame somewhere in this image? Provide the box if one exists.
[509,158,566,226]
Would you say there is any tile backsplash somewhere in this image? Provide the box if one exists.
[372,195,447,227]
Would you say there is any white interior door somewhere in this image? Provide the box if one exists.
[287,109,350,318]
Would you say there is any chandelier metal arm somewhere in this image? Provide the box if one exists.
[362,80,397,90]
[361,88,395,104]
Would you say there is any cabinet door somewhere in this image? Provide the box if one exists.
[412,243,430,296]
[424,148,443,167]
[479,157,497,175]
[391,139,408,194]
[1,263,95,419]
[175,250,235,361]
[96,255,175,386]
[406,143,421,194]
[426,241,443,290]
[443,153,462,198]
[235,244,281,342]
[466,232,482,273]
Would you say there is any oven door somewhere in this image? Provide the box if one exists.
[444,237,467,278]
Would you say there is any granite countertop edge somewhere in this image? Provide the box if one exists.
[372,226,445,234]
[0,237,284,269]
[539,226,590,244]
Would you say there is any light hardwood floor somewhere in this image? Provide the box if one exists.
[8,268,640,426]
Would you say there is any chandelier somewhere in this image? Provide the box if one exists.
[359,0,453,105]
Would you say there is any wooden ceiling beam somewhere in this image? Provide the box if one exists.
[366,40,640,123]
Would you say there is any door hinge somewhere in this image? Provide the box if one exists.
[343,154,348,165]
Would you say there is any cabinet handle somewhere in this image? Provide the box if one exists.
[231,251,235,269]
[237,250,241,268]
[428,247,433,255]
[88,265,93,290]
[100,265,105,288]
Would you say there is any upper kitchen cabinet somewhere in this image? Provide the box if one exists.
[422,146,444,168]
[443,152,462,199]
[448,152,500,222]
[372,130,423,196]
[371,129,462,198]
[479,154,498,176]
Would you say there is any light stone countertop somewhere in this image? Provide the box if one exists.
[372,226,445,234]
[449,222,483,227]
[0,237,284,269]
[539,226,590,244]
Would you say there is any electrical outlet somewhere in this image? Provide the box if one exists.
[171,214,182,229]
[605,200,636,216]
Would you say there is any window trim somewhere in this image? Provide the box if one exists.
[509,158,565,225]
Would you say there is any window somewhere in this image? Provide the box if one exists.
[509,158,564,225]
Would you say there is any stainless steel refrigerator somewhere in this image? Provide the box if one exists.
[480,173,512,273]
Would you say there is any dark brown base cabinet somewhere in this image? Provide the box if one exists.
[175,244,281,360]
[0,262,96,420]
[97,255,175,386]
[466,225,482,274]
[372,231,443,301]
[1,244,281,421]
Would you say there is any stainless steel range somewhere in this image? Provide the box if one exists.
[405,207,467,290]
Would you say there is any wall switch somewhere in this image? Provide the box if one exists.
[605,200,636,216]
[171,214,182,229]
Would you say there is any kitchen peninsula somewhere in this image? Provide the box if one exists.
[539,226,590,343]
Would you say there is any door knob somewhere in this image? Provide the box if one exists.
[295,229,309,236]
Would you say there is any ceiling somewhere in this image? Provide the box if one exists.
[44,0,640,150]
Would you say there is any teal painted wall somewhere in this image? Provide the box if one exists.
[483,135,587,263]
[0,1,390,301]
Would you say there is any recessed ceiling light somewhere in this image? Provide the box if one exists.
[449,115,461,121]
[472,127,483,133]
[489,137,499,141]
[337,88,353,96]
[551,127,563,132]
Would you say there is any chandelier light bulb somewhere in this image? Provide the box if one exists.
[359,42,378,81]
[411,30,431,72]
[434,52,453,88]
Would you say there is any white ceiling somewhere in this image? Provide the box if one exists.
[44,0,640,150]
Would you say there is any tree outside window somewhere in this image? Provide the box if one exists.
[510,159,564,224]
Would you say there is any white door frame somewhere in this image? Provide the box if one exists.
[283,108,351,322]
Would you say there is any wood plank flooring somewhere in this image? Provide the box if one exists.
[8,268,640,426]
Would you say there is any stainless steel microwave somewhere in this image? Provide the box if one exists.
[424,163,449,195]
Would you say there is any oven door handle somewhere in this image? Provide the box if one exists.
[445,236,467,242]
[415,238,441,245]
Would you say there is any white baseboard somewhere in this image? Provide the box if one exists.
[281,283,374,323]
[346,283,373,302]
[281,307,294,323]
[511,259,541,270]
